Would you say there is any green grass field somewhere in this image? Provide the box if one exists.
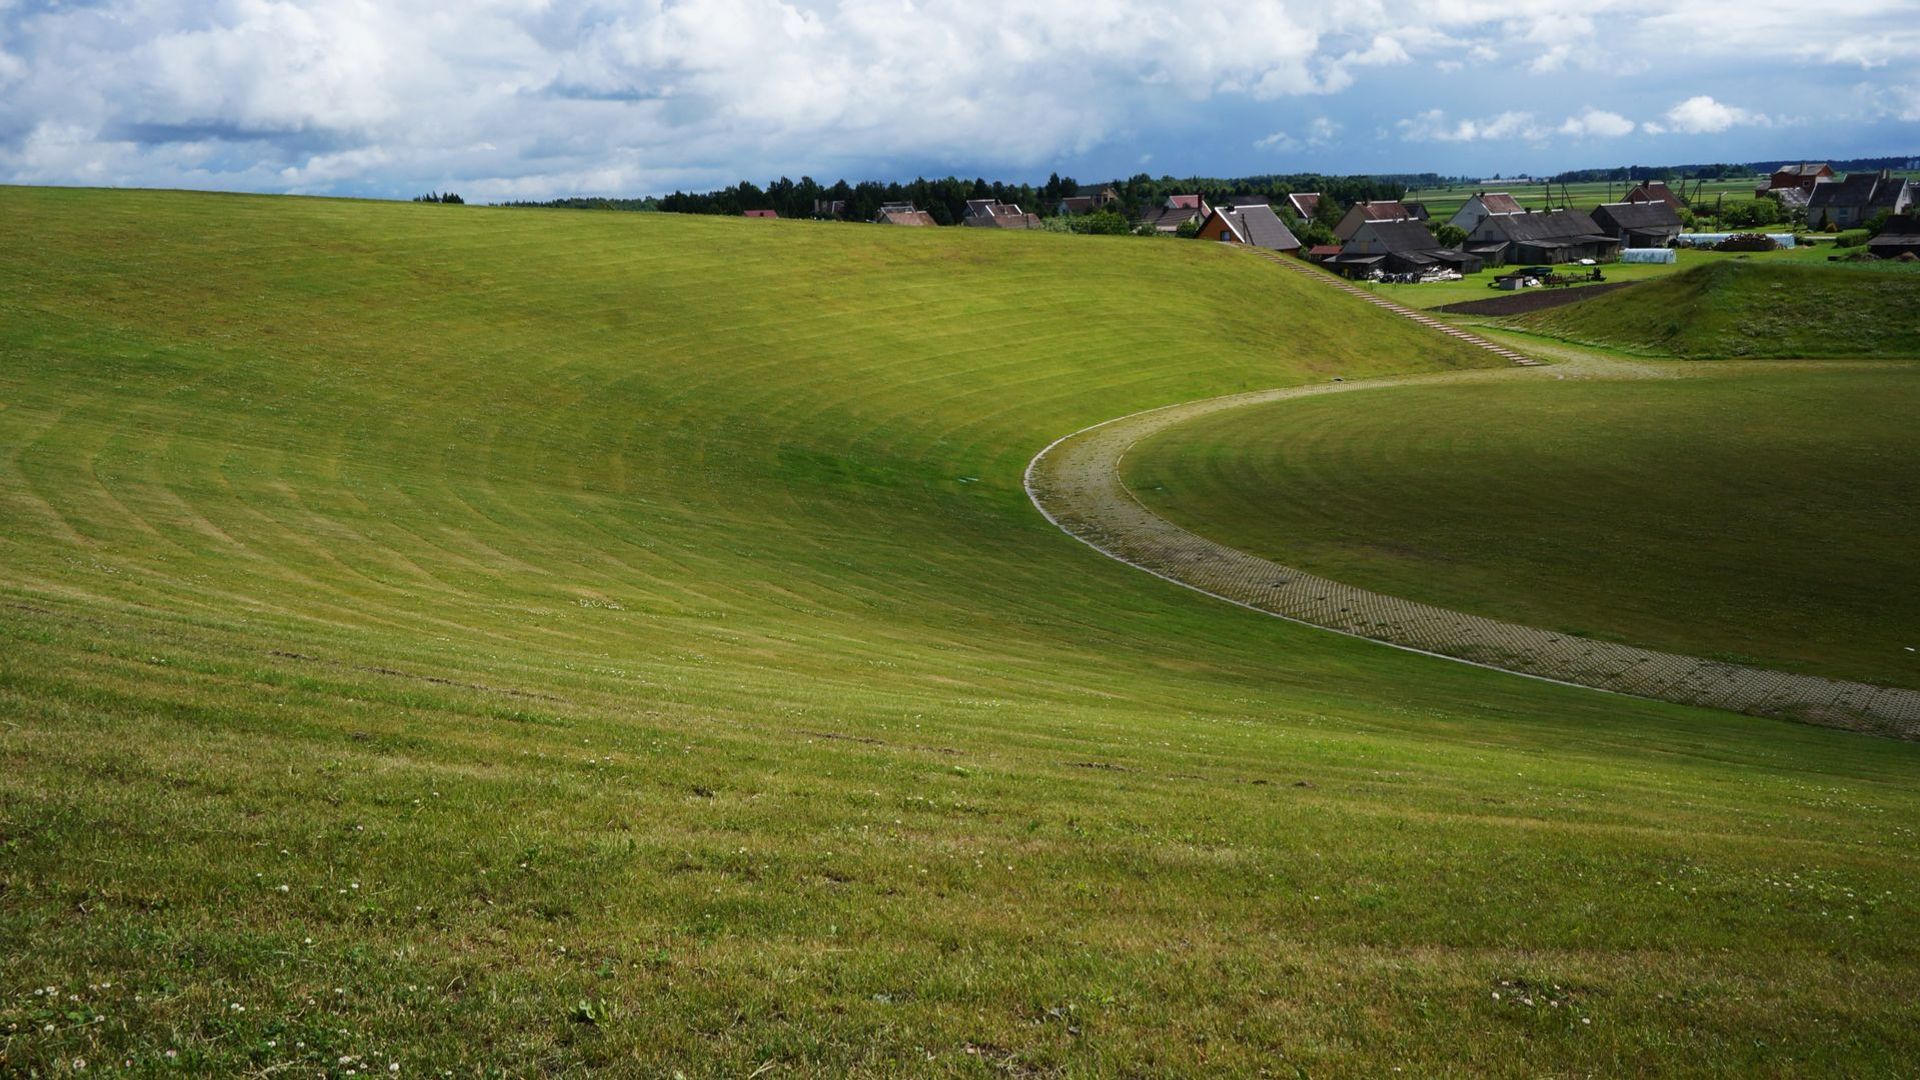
[1124,365,1920,691]
[5,187,1920,1077]
[1366,236,1879,312]
[1504,261,1920,358]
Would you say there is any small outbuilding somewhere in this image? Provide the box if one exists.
[743,209,778,219]
[1867,214,1920,259]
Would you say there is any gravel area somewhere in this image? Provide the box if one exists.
[1026,362,1920,740]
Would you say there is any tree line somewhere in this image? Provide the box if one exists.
[503,171,1459,225]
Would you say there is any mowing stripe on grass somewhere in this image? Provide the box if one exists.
[1026,365,1920,739]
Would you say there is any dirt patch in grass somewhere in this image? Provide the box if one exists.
[1436,281,1637,317]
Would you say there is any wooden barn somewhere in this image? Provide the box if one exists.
[1330,219,1481,277]
[1465,209,1620,266]
[1590,202,1682,248]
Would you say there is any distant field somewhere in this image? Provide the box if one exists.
[5,188,1920,1076]
[1505,260,1920,357]
[1403,175,1920,221]
[1125,365,1920,690]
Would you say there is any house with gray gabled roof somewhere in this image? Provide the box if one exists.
[1446,192,1525,233]
[1195,204,1301,252]
[1589,202,1682,248]
[1808,170,1913,229]
[1330,218,1481,277]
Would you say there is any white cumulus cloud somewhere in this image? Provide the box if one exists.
[1646,94,1771,134]
[1398,109,1541,142]
[1558,108,1635,138]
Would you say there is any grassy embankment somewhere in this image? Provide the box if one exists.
[3,187,1919,1076]
[1369,236,1890,312]
[1503,260,1920,358]
[1125,366,1920,690]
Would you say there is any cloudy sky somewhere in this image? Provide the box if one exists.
[1,0,1916,201]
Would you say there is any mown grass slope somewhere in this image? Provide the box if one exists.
[1124,365,1920,690]
[3,187,1919,1077]
[1507,260,1920,358]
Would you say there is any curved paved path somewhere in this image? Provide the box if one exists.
[1025,363,1920,740]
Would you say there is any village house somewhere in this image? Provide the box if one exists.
[1764,163,1832,194]
[812,199,848,219]
[1464,208,1620,266]
[1332,199,1414,241]
[1330,219,1480,277]
[1055,184,1121,215]
[1867,214,1920,259]
[962,200,1042,229]
[1402,202,1432,222]
[1589,201,1682,248]
[874,202,938,227]
[1622,181,1685,211]
[743,209,778,219]
[1194,204,1302,253]
[1136,194,1210,233]
[1445,191,1524,233]
[1807,170,1914,229]
[1286,192,1322,220]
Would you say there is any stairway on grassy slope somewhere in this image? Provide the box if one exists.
[1244,249,1541,367]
